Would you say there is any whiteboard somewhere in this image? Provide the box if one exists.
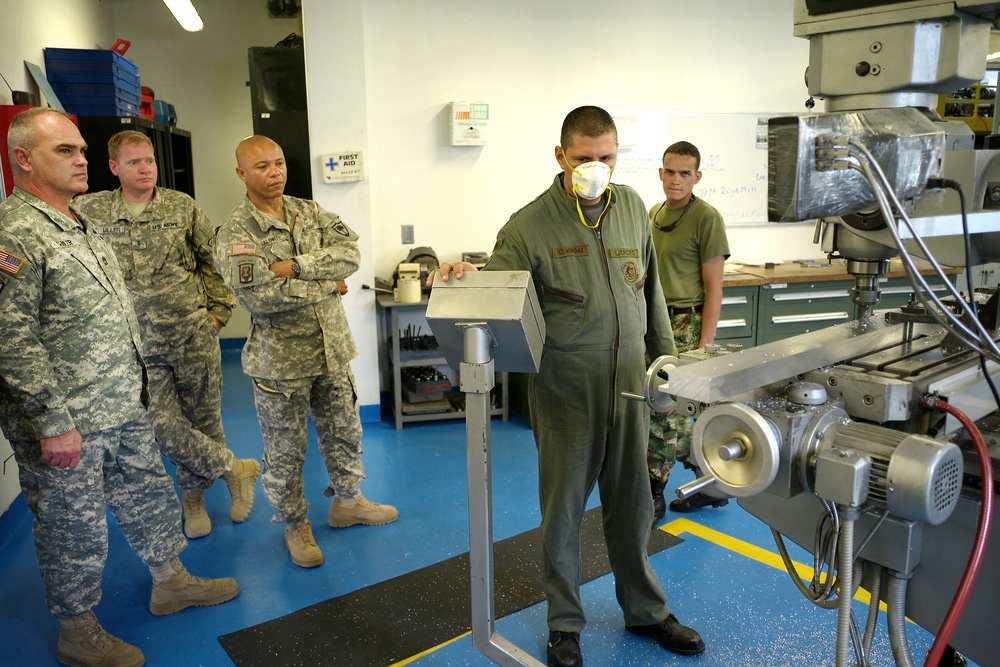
[610,111,775,225]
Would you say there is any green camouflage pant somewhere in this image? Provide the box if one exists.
[14,417,187,618]
[144,315,234,492]
[252,368,366,525]
[647,312,701,482]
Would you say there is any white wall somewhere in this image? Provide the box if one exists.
[302,0,821,407]
[1,0,823,515]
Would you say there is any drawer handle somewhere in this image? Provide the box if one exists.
[717,319,747,329]
[722,296,748,306]
[772,290,850,302]
[771,312,850,325]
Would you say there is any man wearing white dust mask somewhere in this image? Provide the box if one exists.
[434,106,705,667]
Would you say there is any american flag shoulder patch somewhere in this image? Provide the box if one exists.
[0,249,26,276]
[231,242,257,256]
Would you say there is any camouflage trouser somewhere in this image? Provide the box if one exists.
[13,417,187,618]
[145,317,233,492]
[252,367,366,525]
[647,312,702,482]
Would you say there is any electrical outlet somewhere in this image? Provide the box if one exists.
[401,224,414,244]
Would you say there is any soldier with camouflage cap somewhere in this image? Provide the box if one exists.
[73,130,260,540]
[214,135,397,569]
[0,108,240,667]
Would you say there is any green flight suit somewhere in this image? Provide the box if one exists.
[483,174,677,632]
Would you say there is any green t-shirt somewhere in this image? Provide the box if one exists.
[650,196,730,307]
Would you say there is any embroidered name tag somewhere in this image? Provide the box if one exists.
[231,242,257,256]
[552,245,588,258]
[0,249,25,276]
[609,248,639,258]
[96,225,126,235]
[50,239,78,249]
[149,221,180,231]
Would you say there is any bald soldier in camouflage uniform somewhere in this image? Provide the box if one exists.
[215,135,397,569]
[73,130,260,540]
[0,108,239,667]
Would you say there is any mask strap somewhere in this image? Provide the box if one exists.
[573,191,612,230]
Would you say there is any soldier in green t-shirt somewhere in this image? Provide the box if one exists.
[648,141,731,525]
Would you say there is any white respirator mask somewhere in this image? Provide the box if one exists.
[570,160,612,201]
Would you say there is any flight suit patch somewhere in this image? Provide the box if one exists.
[552,245,588,258]
[609,248,638,258]
[621,261,639,284]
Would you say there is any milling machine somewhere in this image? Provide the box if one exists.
[632,3,1000,666]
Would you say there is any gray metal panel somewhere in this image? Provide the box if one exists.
[668,318,923,404]
[425,271,545,374]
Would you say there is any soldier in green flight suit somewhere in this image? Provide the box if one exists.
[434,106,705,667]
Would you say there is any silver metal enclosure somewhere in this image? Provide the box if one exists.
[425,271,544,373]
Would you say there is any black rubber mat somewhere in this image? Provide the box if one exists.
[219,509,682,667]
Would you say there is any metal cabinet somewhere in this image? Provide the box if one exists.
[75,116,194,196]
[756,280,855,346]
[716,285,757,348]
[375,293,507,429]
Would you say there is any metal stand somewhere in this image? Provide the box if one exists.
[459,323,544,666]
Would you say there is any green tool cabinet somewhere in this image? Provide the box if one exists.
[715,285,757,349]
[756,279,855,346]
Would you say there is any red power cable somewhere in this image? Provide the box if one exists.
[921,396,994,667]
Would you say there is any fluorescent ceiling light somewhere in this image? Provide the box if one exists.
[163,0,203,32]
[989,51,1000,61]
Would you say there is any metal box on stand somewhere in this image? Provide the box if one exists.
[425,271,544,374]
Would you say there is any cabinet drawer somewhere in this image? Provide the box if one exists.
[758,280,854,342]
[716,286,757,343]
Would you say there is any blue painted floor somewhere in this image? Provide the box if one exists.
[0,349,980,666]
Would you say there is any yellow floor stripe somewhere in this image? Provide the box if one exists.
[389,515,890,666]
[661,516,881,607]
[388,631,470,666]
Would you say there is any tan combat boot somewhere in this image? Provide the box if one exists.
[328,494,399,528]
[57,611,144,667]
[181,490,211,539]
[149,559,240,616]
[223,458,260,522]
[284,521,323,567]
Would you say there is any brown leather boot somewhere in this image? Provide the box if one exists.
[57,611,145,667]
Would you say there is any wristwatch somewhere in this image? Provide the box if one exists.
[291,259,301,277]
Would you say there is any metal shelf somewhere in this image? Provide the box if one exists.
[376,292,508,429]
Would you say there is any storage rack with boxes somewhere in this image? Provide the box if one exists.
[44,47,141,118]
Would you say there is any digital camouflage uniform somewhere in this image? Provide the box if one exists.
[73,187,238,492]
[483,174,677,633]
[0,188,186,619]
[214,195,364,526]
[647,197,729,482]
[647,316,698,482]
